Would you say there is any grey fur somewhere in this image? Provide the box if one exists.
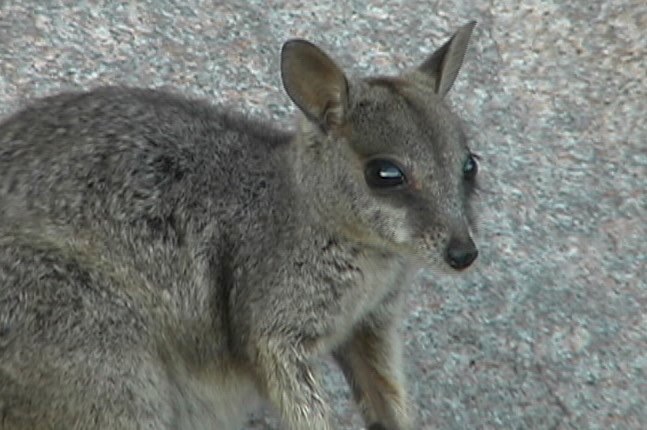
[0,21,479,430]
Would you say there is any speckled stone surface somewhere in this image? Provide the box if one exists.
[1,1,645,429]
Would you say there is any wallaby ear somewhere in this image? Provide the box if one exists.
[418,21,476,97]
[281,39,349,131]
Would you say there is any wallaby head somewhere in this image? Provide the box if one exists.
[281,21,479,272]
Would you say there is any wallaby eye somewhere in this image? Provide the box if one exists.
[463,154,478,180]
[365,159,406,189]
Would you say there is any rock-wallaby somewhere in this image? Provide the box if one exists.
[0,21,479,430]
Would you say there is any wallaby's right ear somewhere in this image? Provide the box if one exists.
[281,40,349,132]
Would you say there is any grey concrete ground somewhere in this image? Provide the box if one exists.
[1,0,645,429]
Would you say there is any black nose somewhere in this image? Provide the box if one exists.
[445,238,478,270]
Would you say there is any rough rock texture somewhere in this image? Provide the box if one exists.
[1,1,645,429]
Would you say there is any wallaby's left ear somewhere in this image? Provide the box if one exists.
[418,21,476,97]
[281,39,349,132]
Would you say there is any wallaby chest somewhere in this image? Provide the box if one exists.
[277,232,414,349]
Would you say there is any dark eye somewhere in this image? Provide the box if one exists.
[365,159,406,188]
[463,154,478,180]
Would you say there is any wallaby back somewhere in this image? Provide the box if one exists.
[0,21,480,430]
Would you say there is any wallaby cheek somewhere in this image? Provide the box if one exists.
[361,205,412,245]
[383,208,412,244]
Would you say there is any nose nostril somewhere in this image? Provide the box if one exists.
[446,246,478,270]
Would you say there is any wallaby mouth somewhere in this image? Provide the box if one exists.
[444,237,478,270]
